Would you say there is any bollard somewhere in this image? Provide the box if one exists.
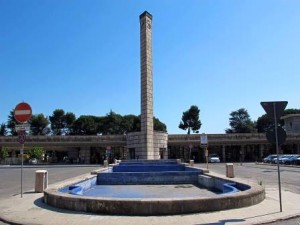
[189,160,194,167]
[226,163,234,178]
[103,160,108,167]
[35,170,48,193]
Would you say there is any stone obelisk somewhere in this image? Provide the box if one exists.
[140,11,154,159]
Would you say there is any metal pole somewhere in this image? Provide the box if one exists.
[273,102,282,212]
[21,143,24,198]
[206,147,208,170]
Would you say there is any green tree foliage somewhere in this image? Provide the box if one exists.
[0,147,9,160]
[49,109,76,135]
[179,105,201,134]
[29,114,50,135]
[226,108,256,133]
[28,147,45,160]
[7,110,18,136]
[72,115,99,135]
[120,115,140,134]
[154,117,167,132]
[256,114,272,133]
[49,109,65,135]
[101,111,123,135]
[5,108,167,136]
[256,108,300,133]
[0,123,7,136]
[64,112,76,134]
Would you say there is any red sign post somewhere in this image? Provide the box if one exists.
[14,102,32,124]
[14,102,32,198]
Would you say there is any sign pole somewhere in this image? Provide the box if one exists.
[205,147,208,170]
[273,103,282,212]
[21,144,24,198]
[14,102,32,199]
[261,101,287,213]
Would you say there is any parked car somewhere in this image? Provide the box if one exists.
[294,156,300,165]
[263,155,277,163]
[29,158,37,164]
[279,155,294,164]
[208,154,220,163]
[272,155,288,164]
[282,155,300,165]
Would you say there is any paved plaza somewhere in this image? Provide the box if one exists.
[0,163,299,225]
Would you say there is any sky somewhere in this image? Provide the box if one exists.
[1,0,300,134]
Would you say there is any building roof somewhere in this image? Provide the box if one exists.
[281,114,300,120]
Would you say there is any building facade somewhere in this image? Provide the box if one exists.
[1,132,300,164]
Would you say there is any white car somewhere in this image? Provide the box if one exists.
[29,158,37,164]
[208,154,220,163]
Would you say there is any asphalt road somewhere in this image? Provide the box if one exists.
[202,163,300,225]
[0,164,101,200]
[203,162,300,194]
[0,163,299,224]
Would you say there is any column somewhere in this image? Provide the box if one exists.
[222,145,226,162]
[80,147,90,164]
[259,144,264,160]
[140,11,154,159]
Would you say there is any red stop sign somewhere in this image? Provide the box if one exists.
[14,102,32,123]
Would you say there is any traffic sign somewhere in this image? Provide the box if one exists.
[15,124,31,132]
[266,126,287,146]
[261,101,288,121]
[18,130,26,144]
[200,133,208,148]
[14,102,32,123]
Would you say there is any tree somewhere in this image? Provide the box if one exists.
[7,110,18,136]
[226,108,256,133]
[120,115,167,133]
[179,105,201,134]
[0,147,9,163]
[49,109,65,135]
[0,123,7,136]
[256,108,300,133]
[256,114,273,133]
[72,115,99,135]
[120,115,139,134]
[64,112,76,135]
[101,111,123,135]
[154,117,167,132]
[28,147,45,160]
[29,114,50,135]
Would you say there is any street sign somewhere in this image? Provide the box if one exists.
[266,126,287,146]
[261,101,288,121]
[15,124,31,132]
[200,133,208,148]
[260,101,288,213]
[14,102,32,123]
[18,130,26,144]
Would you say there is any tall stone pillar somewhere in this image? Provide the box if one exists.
[140,11,154,159]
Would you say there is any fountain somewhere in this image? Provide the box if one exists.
[43,11,265,215]
[44,159,264,215]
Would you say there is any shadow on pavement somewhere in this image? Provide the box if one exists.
[243,211,280,220]
[195,219,245,225]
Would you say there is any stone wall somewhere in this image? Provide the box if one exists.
[126,131,168,159]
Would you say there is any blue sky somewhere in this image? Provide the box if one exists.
[1,0,300,134]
